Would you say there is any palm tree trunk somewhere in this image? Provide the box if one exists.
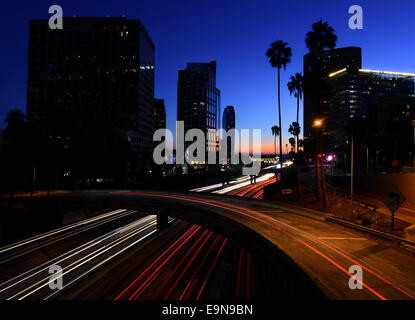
[296,95,299,153]
[274,135,276,159]
[274,134,277,175]
[278,68,283,185]
[296,94,302,196]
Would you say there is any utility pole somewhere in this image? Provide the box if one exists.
[350,135,354,221]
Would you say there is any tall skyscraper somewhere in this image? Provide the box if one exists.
[27,17,155,166]
[222,105,235,162]
[177,61,220,160]
[303,47,362,152]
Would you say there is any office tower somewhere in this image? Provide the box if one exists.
[303,47,362,152]
[222,105,235,162]
[27,17,155,166]
[177,61,220,162]
[327,68,415,168]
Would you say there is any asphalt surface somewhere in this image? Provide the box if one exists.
[2,186,415,300]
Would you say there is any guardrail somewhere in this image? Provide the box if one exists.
[325,215,415,247]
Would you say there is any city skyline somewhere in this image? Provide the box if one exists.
[2,1,415,306]
[2,0,415,153]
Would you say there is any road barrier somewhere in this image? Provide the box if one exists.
[325,215,415,247]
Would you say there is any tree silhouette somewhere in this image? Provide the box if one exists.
[266,40,292,184]
[305,19,338,54]
[287,73,304,151]
[271,125,280,161]
[304,19,338,209]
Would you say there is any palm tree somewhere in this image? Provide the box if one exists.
[271,125,280,161]
[305,19,337,209]
[289,122,302,195]
[287,73,304,151]
[288,122,301,151]
[305,19,337,54]
[289,137,296,152]
[5,108,25,125]
[266,40,292,184]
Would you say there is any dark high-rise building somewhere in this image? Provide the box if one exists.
[327,68,415,167]
[0,130,5,153]
[27,17,155,166]
[177,61,220,158]
[303,47,362,152]
[222,105,235,162]
[365,97,415,171]
[154,99,166,130]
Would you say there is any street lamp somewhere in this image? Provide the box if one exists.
[314,119,323,127]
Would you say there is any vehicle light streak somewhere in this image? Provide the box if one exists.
[163,231,214,299]
[87,222,190,299]
[6,216,157,300]
[179,237,221,300]
[111,192,412,299]
[152,229,209,299]
[195,238,227,300]
[0,209,128,254]
[129,226,202,300]
[115,225,198,300]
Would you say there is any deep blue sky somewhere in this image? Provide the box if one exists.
[1,0,415,152]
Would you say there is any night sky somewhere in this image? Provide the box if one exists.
[1,0,415,152]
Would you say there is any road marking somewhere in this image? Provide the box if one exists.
[318,237,367,240]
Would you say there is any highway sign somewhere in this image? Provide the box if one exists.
[382,186,406,214]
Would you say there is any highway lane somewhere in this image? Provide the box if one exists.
[0,208,147,280]
[0,215,158,300]
[104,191,415,300]
[59,221,280,300]
[225,175,276,199]
[209,172,277,199]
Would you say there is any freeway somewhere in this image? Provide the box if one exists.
[3,188,415,300]
[0,215,158,300]
[99,190,415,300]
[60,221,266,300]
[214,173,277,199]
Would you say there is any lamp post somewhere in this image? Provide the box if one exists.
[313,119,329,209]
[313,119,323,203]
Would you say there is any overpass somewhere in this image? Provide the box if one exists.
[18,189,415,300]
